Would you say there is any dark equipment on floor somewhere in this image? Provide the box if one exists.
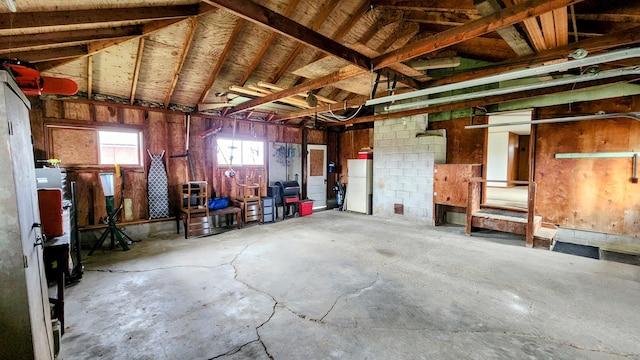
[333,175,345,211]
[274,180,300,219]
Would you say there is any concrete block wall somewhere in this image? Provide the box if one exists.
[373,115,446,225]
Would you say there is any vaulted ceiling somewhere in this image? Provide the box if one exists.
[1,0,640,125]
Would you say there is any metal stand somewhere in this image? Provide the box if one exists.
[88,196,137,255]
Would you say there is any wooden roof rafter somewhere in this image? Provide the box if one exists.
[164,17,200,108]
[0,4,206,31]
[130,38,146,105]
[198,18,245,103]
[201,0,371,70]
[237,0,302,86]
[229,0,585,114]
[269,0,341,84]
[0,25,142,54]
[369,0,478,15]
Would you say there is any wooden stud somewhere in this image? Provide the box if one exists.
[164,17,200,108]
[130,37,146,105]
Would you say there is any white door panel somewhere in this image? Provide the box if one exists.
[307,144,327,208]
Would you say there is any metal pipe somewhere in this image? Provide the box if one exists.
[366,47,640,106]
[465,112,640,129]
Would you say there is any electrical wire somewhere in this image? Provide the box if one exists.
[324,103,364,121]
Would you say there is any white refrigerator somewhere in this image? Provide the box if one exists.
[346,159,373,214]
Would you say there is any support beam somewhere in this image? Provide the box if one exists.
[370,0,477,13]
[421,24,640,88]
[373,0,584,70]
[0,25,142,54]
[201,0,371,70]
[474,0,534,56]
[198,18,245,103]
[238,0,302,86]
[8,45,87,63]
[272,98,368,121]
[228,66,366,114]
[164,17,199,108]
[0,4,202,30]
[87,55,93,100]
[130,38,146,105]
[270,0,341,83]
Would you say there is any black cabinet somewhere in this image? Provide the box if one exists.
[262,196,276,223]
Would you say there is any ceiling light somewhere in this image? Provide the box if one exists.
[569,48,588,59]
[367,47,640,107]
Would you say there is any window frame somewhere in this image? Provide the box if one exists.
[216,136,266,168]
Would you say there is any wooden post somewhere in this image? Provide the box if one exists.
[526,182,537,247]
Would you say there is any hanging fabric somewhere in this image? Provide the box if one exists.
[147,150,169,219]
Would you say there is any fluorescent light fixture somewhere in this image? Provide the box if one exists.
[465,112,640,130]
[384,66,640,112]
[367,47,640,107]
[5,0,16,12]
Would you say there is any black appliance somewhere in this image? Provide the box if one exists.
[274,180,300,219]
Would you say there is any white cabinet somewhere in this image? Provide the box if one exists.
[0,70,54,359]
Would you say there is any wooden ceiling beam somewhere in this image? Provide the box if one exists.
[238,0,302,86]
[228,66,366,114]
[270,0,341,83]
[272,98,368,121]
[0,25,142,54]
[323,76,638,127]
[201,0,371,70]
[421,24,640,88]
[474,0,534,56]
[370,0,477,13]
[164,17,200,108]
[7,46,88,63]
[198,18,245,103]
[130,38,145,105]
[0,4,202,30]
[373,0,585,70]
[553,7,569,46]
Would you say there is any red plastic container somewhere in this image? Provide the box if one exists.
[358,152,373,159]
[299,200,313,216]
[37,188,64,239]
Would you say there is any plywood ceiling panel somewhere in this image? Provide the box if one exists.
[92,38,138,99]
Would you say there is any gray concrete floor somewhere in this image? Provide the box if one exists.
[60,211,640,359]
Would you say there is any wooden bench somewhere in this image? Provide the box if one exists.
[177,206,242,238]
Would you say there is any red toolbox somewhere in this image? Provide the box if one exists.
[37,188,64,239]
[299,200,314,216]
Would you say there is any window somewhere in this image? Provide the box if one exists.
[217,138,264,166]
[98,130,143,165]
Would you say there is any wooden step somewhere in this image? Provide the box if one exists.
[534,223,558,250]
[471,209,541,236]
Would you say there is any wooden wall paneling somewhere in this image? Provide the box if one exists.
[43,100,63,119]
[124,168,148,220]
[517,135,530,181]
[49,127,99,165]
[62,101,92,121]
[122,108,145,126]
[534,118,640,236]
[29,103,46,160]
[326,131,339,201]
[429,118,486,164]
[307,128,327,144]
[507,132,519,183]
[188,115,208,182]
[166,113,188,212]
[94,104,119,124]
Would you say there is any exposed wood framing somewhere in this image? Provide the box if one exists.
[164,17,200,108]
[0,4,203,30]
[422,24,640,88]
[370,0,477,13]
[198,18,245,103]
[474,0,534,56]
[130,38,146,105]
[87,55,93,100]
[10,45,88,63]
[238,0,302,86]
[0,26,141,54]
[270,0,341,83]
[272,98,368,121]
[229,66,366,114]
[202,0,371,70]
[372,0,584,70]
